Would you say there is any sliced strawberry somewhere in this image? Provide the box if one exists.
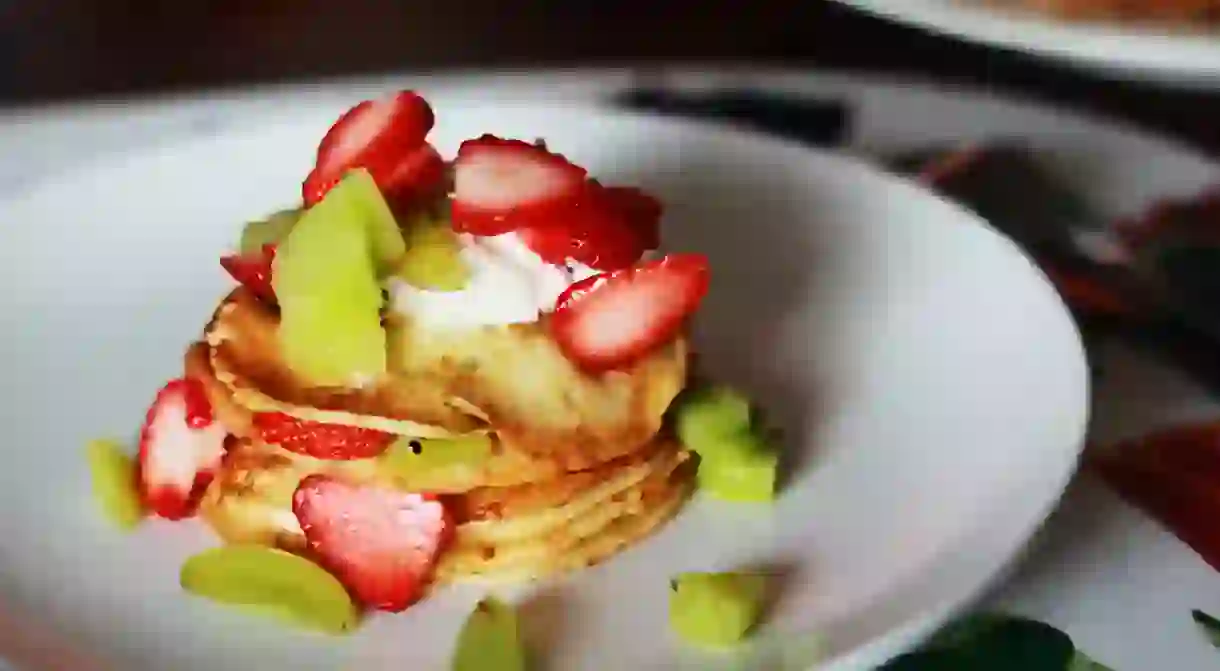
[136,378,227,520]
[551,253,710,372]
[252,412,396,460]
[518,182,662,271]
[450,135,587,236]
[381,143,447,209]
[600,185,662,251]
[293,475,449,611]
[303,91,435,207]
[219,244,277,304]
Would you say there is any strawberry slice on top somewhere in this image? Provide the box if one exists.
[551,253,710,372]
[450,135,588,236]
[293,476,450,611]
[303,90,438,207]
[219,244,277,304]
[137,378,227,520]
[519,181,663,271]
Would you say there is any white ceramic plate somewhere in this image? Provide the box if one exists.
[0,99,1088,670]
[834,0,1220,85]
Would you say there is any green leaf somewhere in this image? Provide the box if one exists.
[878,649,975,670]
[886,613,1080,671]
[1192,609,1220,649]
[1067,651,1115,671]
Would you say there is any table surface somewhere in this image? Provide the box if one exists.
[4,1,1220,154]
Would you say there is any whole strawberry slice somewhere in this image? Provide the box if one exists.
[451,135,587,236]
[304,91,436,207]
[252,412,396,460]
[293,475,449,611]
[551,253,710,372]
[137,378,227,520]
[219,244,277,304]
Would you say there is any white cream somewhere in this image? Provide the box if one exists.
[388,231,601,330]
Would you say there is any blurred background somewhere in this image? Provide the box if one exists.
[4,0,1218,151]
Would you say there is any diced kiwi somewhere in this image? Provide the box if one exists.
[337,168,408,274]
[380,434,493,474]
[239,208,301,257]
[452,596,527,671]
[697,437,778,503]
[673,386,753,458]
[85,439,143,530]
[396,220,471,291]
[273,180,387,386]
[180,545,358,635]
[669,571,768,649]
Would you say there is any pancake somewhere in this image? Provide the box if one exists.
[187,341,572,491]
[206,288,689,472]
[206,289,482,438]
[198,437,694,579]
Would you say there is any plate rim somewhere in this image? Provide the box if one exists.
[833,0,1220,77]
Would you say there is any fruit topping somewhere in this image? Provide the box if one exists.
[379,434,494,475]
[451,135,588,236]
[304,90,436,207]
[253,412,396,461]
[339,168,409,273]
[220,245,277,304]
[673,385,752,457]
[672,384,779,503]
[669,571,768,649]
[293,475,450,611]
[273,174,389,386]
[696,441,778,503]
[239,209,300,257]
[395,217,472,291]
[517,182,657,272]
[85,438,144,530]
[452,596,527,671]
[551,253,710,372]
[137,378,227,520]
[180,545,358,635]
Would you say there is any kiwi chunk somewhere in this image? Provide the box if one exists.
[239,208,301,257]
[180,545,358,635]
[273,176,388,386]
[452,596,527,671]
[674,385,752,458]
[669,571,768,649]
[85,439,143,530]
[339,168,408,274]
[380,434,493,474]
[696,436,778,503]
[396,220,471,291]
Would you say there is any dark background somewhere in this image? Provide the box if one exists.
[4,1,1219,153]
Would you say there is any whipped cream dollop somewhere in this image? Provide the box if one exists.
[388,231,601,330]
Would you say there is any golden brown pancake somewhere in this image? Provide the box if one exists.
[198,437,694,580]
[206,288,688,471]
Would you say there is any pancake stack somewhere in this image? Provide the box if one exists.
[186,287,695,586]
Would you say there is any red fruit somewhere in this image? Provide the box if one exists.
[551,253,710,372]
[304,91,436,207]
[219,244,277,304]
[600,185,662,251]
[293,475,449,611]
[519,182,662,271]
[137,378,227,520]
[1089,425,1220,572]
[450,135,587,236]
[252,412,396,460]
[381,143,447,208]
